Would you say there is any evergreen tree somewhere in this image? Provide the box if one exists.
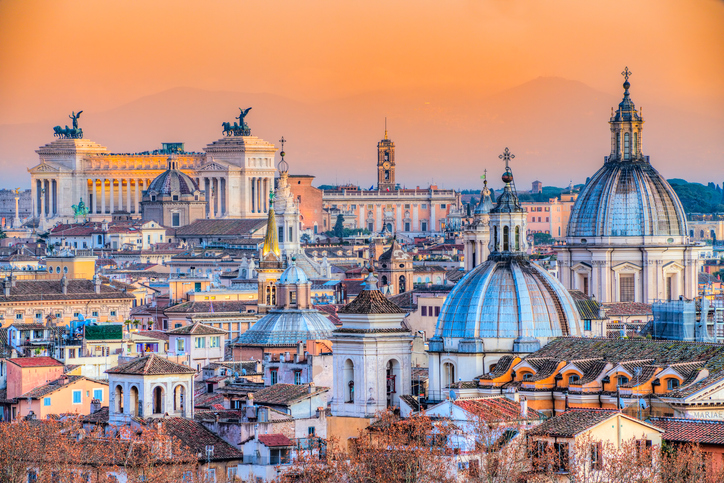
[333,214,345,238]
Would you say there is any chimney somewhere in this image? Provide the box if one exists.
[317,406,326,421]
[90,398,101,414]
[247,393,254,407]
[10,274,16,288]
[520,396,528,419]
[3,278,9,297]
[254,423,259,440]
[284,351,291,362]
[61,275,68,295]
[308,382,315,394]
[94,275,101,294]
[297,341,304,361]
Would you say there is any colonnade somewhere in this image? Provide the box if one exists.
[195,176,227,218]
[34,179,58,218]
[250,176,270,214]
[85,178,149,215]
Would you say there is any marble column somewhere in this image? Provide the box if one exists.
[101,179,106,215]
[126,179,131,214]
[40,182,46,221]
[250,177,256,213]
[117,178,122,212]
[135,179,140,214]
[14,195,20,227]
[109,178,114,214]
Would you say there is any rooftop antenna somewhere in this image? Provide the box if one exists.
[384,117,388,140]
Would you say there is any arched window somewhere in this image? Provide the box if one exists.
[386,360,400,408]
[399,275,406,293]
[617,375,629,387]
[130,386,139,416]
[443,362,456,388]
[173,385,185,413]
[493,226,498,251]
[633,132,638,155]
[503,226,510,251]
[624,132,631,159]
[523,373,533,381]
[153,386,164,414]
[115,385,124,414]
[515,226,520,251]
[344,359,354,403]
[666,378,680,391]
[381,275,388,286]
[616,132,621,155]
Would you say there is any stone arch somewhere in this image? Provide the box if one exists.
[173,384,186,413]
[114,385,124,414]
[129,385,140,416]
[399,275,406,293]
[503,226,510,251]
[442,360,456,388]
[153,385,165,415]
[344,359,355,403]
[385,358,402,408]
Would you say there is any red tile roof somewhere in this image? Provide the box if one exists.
[258,434,294,447]
[162,417,244,460]
[8,356,63,368]
[650,418,724,445]
[166,322,227,336]
[454,396,545,421]
[528,409,621,437]
[602,302,653,316]
[339,287,406,314]
[106,354,196,375]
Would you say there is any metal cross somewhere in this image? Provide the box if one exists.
[499,148,515,169]
[621,66,632,82]
[279,136,286,152]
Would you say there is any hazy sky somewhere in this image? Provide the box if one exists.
[0,0,722,188]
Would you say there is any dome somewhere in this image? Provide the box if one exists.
[147,157,199,196]
[279,260,309,285]
[235,309,336,346]
[473,183,493,215]
[435,258,582,343]
[567,161,687,238]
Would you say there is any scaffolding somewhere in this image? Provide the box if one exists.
[651,298,722,343]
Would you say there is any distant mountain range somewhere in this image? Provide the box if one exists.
[0,77,721,190]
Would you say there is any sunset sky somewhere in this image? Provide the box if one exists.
[0,0,722,189]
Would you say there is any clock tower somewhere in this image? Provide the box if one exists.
[377,125,395,191]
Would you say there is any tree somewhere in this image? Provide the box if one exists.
[333,214,345,238]
[533,232,555,245]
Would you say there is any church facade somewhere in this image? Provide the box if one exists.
[28,112,277,224]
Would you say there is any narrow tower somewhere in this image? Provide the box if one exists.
[257,192,285,314]
[377,121,395,191]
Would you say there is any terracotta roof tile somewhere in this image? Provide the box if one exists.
[528,409,620,437]
[165,301,248,314]
[602,302,653,316]
[0,280,135,302]
[162,417,244,460]
[478,356,515,380]
[19,375,103,399]
[454,396,545,421]
[650,418,724,445]
[106,354,196,375]
[257,434,294,447]
[174,219,266,237]
[166,322,227,336]
[8,356,63,368]
[252,383,327,406]
[339,288,406,314]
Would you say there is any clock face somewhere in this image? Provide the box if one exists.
[383,161,391,169]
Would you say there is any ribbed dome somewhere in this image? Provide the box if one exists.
[435,258,581,340]
[279,261,309,285]
[567,160,687,238]
[147,158,199,196]
[235,309,336,346]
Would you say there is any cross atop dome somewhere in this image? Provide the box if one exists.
[499,147,515,170]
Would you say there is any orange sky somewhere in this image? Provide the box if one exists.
[0,0,722,187]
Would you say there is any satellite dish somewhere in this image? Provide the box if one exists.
[233,372,239,378]
[449,390,457,401]
[241,368,247,375]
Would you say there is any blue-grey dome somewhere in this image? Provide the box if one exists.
[147,157,199,196]
[278,261,309,285]
[567,160,687,238]
[435,258,581,341]
[474,184,494,215]
[235,309,336,346]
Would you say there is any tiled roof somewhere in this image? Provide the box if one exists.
[8,356,63,368]
[400,394,421,412]
[162,417,244,461]
[0,280,135,302]
[387,291,417,310]
[164,301,248,314]
[135,330,170,341]
[568,290,605,320]
[106,354,196,375]
[20,375,104,399]
[313,304,342,326]
[166,322,227,336]
[339,288,407,314]
[258,434,294,447]
[9,323,47,331]
[204,361,260,375]
[528,409,620,437]
[412,367,429,381]
[522,358,561,382]
[413,265,446,273]
[602,302,653,316]
[81,406,109,424]
[252,383,328,406]
[478,356,515,380]
[572,360,609,385]
[174,219,266,237]
[445,269,466,283]
[454,396,545,421]
[649,418,724,445]
[619,365,659,388]
[195,392,225,409]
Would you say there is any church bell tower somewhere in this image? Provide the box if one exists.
[377,122,395,191]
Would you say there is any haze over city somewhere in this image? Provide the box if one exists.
[1,0,722,190]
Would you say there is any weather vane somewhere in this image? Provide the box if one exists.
[621,66,632,82]
[499,147,515,170]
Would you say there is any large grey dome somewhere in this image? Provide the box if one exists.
[567,160,687,238]
[235,309,336,346]
[435,258,581,341]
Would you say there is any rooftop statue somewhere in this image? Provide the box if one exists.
[222,107,252,136]
[72,197,89,220]
[53,110,84,139]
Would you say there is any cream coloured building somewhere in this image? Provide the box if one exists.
[29,122,277,224]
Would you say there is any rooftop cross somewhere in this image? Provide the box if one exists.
[621,66,632,82]
[481,168,487,181]
[279,136,286,157]
[499,147,515,170]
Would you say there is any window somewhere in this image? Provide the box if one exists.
[421,306,427,317]
[440,204,446,209]
[92,311,99,317]
[68,348,75,359]
[72,390,82,404]
[591,442,603,470]
[176,338,185,353]
[667,379,680,390]
[554,442,570,472]
[523,373,533,381]
[421,204,427,209]
[172,213,180,227]
[55,313,62,319]
[110,310,116,316]
[204,469,216,483]
[618,375,629,386]
[15,313,22,320]
[568,374,580,385]
[33,330,43,338]
[43,397,51,406]
[308,426,316,436]
[584,320,592,331]
[620,274,635,302]
[624,132,631,159]
[194,337,205,349]
[270,369,278,385]
[290,291,297,304]
[404,222,410,231]
[210,336,220,348]
[434,306,440,317]
[93,388,103,402]
[73,312,80,318]
[421,221,427,232]
[294,370,302,385]
[278,226,284,243]
[226,468,237,482]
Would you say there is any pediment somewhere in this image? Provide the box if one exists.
[571,262,592,272]
[612,261,641,272]
[28,161,63,174]
[663,261,685,273]
[197,159,231,172]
